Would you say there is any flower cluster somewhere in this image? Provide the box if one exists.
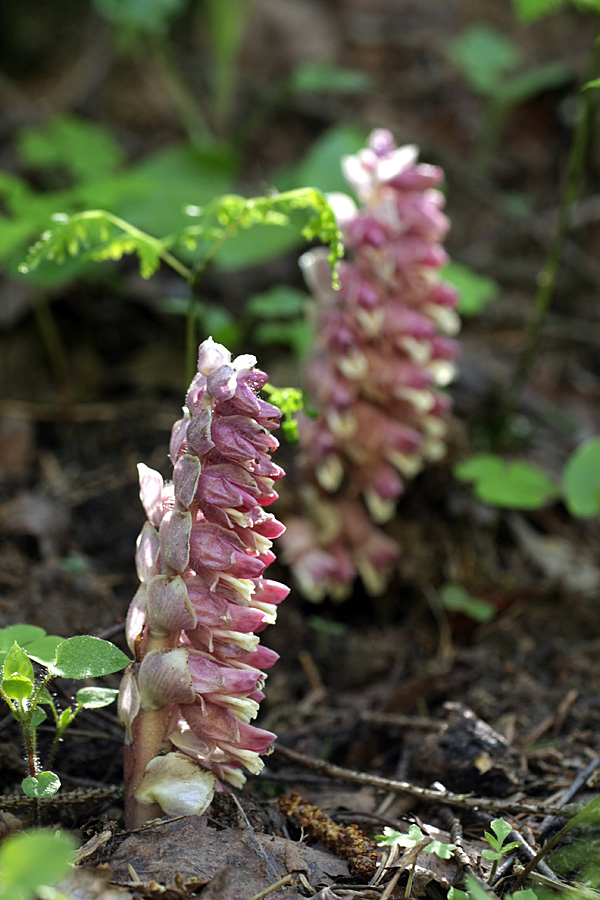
[119,338,288,827]
[282,129,459,600]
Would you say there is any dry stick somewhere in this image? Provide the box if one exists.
[274,744,563,817]
[245,874,295,900]
[505,15,600,417]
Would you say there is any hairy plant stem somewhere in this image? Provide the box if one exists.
[504,22,600,423]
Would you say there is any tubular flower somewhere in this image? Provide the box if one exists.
[282,129,459,601]
[119,338,288,827]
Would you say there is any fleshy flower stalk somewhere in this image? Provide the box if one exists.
[283,129,459,600]
[119,337,288,828]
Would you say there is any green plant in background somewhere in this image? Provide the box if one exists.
[482,818,522,883]
[446,23,571,173]
[0,828,77,900]
[442,262,500,318]
[20,185,343,386]
[454,455,560,510]
[440,584,497,624]
[0,625,128,804]
[454,434,600,517]
[511,0,600,23]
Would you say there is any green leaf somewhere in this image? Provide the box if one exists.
[18,114,124,182]
[58,708,75,731]
[30,707,47,728]
[2,643,35,701]
[376,824,423,847]
[497,62,572,106]
[20,211,163,280]
[465,876,494,900]
[290,62,372,94]
[454,454,559,509]
[511,0,566,22]
[489,817,514,845]
[440,584,496,623]
[247,286,306,319]
[376,825,454,858]
[92,0,187,36]
[443,262,499,317]
[0,828,76,895]
[254,320,313,358]
[25,636,65,667]
[76,686,119,709]
[211,189,343,283]
[563,435,600,518]
[482,847,502,861]
[118,143,235,236]
[583,77,600,91]
[21,771,61,800]
[278,123,369,196]
[89,231,160,279]
[447,26,521,96]
[48,636,129,680]
[425,839,456,859]
[0,625,46,653]
[448,888,470,900]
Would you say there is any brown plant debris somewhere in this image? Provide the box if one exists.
[278,792,378,880]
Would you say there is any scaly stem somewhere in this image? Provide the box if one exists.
[505,21,600,419]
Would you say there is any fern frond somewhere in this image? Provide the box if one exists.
[177,187,344,285]
[20,210,189,281]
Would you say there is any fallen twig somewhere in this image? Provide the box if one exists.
[274,744,565,817]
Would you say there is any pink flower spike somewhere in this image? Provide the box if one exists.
[122,337,287,827]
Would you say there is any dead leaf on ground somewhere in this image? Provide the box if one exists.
[108,816,349,899]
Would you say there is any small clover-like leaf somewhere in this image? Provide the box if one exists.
[482,848,502,861]
[425,839,456,859]
[49,635,129,679]
[22,771,61,799]
[76,686,119,709]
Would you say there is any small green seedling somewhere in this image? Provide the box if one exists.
[0,625,128,802]
[448,879,537,900]
[378,825,455,898]
[482,817,522,883]
[0,827,77,900]
[446,24,570,173]
[440,584,496,624]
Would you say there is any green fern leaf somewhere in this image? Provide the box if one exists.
[20,210,165,280]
